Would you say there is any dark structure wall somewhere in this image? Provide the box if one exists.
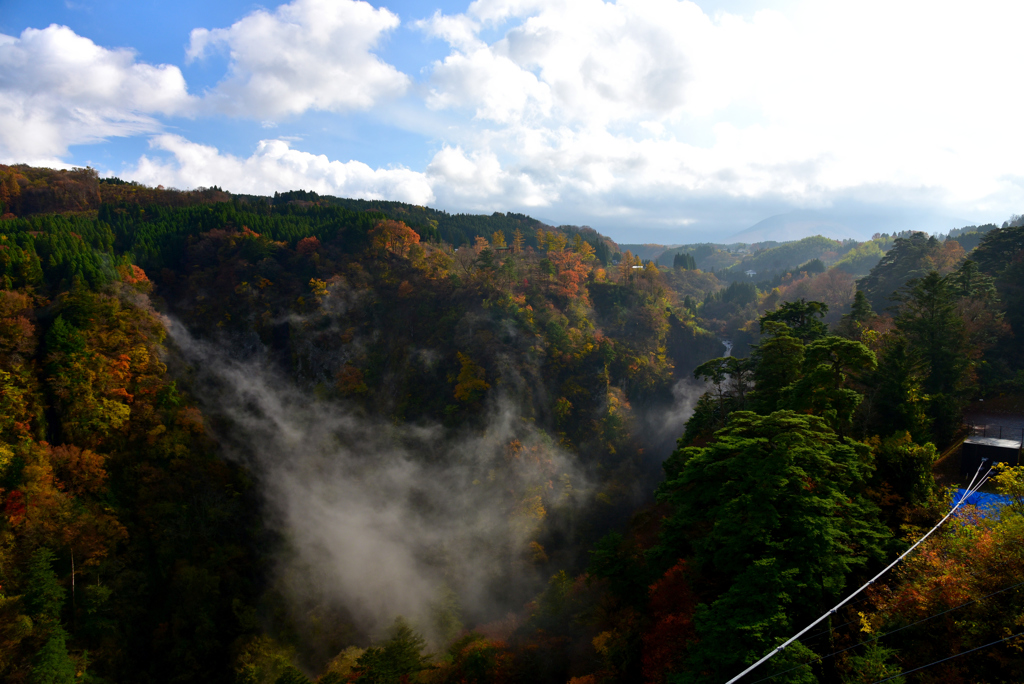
[960,437,1022,477]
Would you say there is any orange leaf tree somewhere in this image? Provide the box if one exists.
[369,220,420,258]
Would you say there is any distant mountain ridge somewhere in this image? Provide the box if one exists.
[729,208,975,243]
[731,211,859,243]
[616,243,682,262]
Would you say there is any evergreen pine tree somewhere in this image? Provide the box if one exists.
[29,627,75,684]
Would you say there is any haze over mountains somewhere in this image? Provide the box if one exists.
[728,206,975,244]
[617,204,977,254]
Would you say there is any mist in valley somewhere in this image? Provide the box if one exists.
[164,318,599,648]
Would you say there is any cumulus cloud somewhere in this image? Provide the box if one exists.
[411,0,863,218]
[425,46,553,124]
[0,24,195,164]
[412,0,1024,226]
[7,0,1024,236]
[122,134,558,213]
[421,0,708,126]
[420,123,835,221]
[416,0,793,162]
[187,0,409,119]
[426,145,555,208]
[125,134,435,204]
[415,9,483,53]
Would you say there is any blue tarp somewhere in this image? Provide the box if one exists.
[954,488,1012,518]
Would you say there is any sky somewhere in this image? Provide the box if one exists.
[1,0,1022,243]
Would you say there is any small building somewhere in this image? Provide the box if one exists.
[960,436,1022,477]
[745,270,757,278]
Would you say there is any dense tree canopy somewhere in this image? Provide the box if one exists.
[0,168,1021,684]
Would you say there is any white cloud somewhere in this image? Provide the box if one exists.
[414,10,483,53]
[7,0,1024,237]
[0,24,194,164]
[425,47,553,124]
[426,145,554,208]
[122,135,554,212]
[463,0,549,26]
[410,0,1024,225]
[422,0,711,126]
[187,0,409,120]
[124,135,435,205]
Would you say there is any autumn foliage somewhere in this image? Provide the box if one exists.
[370,219,420,258]
[642,561,697,684]
[1,167,1022,684]
[0,282,260,683]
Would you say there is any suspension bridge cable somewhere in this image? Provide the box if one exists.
[869,631,1024,684]
[746,577,1024,684]
[723,462,992,684]
[797,592,878,645]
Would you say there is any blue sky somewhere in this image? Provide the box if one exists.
[1,0,1022,243]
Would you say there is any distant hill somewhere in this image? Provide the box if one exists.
[729,208,976,243]
[943,224,999,252]
[718,235,848,281]
[617,243,681,262]
[731,211,857,243]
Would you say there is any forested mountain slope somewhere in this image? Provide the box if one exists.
[0,166,720,683]
[1,164,1023,684]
